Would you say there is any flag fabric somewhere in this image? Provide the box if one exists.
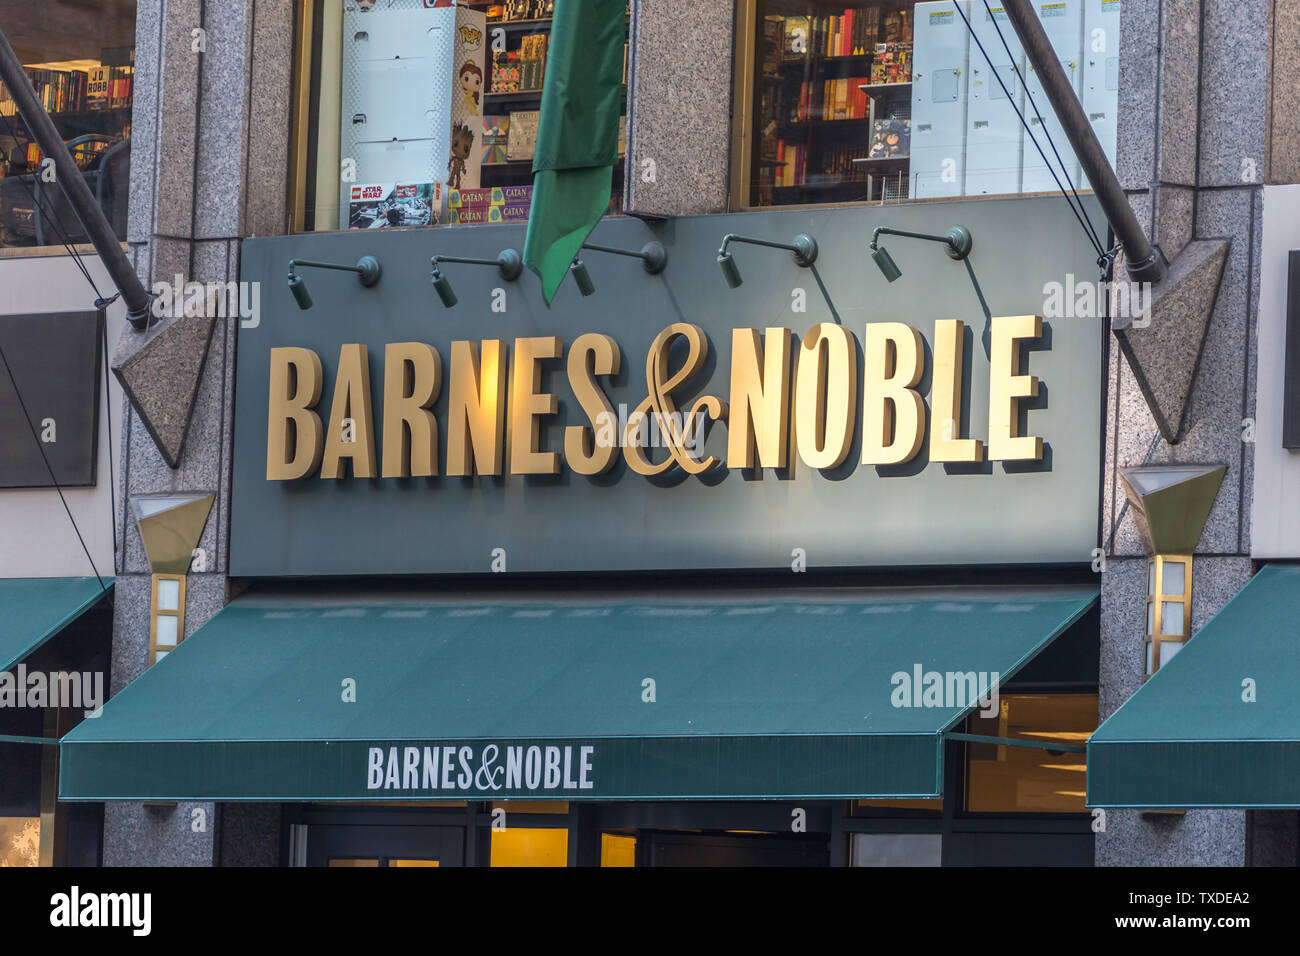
[522,0,626,306]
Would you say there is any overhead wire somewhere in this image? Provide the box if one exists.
[979,0,1104,253]
[950,0,1106,261]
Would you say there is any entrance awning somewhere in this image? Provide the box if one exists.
[1088,564,1300,808]
[0,577,112,672]
[61,585,1096,802]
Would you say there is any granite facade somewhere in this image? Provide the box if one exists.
[1101,0,1299,865]
[105,0,294,867]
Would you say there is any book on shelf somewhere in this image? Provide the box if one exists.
[867,118,911,160]
[481,115,510,164]
[870,42,912,85]
[782,16,808,59]
[491,50,522,93]
[506,109,540,161]
[790,76,869,122]
[519,33,548,91]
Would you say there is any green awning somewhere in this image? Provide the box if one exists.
[61,585,1095,802]
[0,577,112,672]
[1088,564,1300,808]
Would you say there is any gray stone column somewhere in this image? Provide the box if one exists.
[105,0,293,867]
[1100,0,1295,866]
[623,0,735,216]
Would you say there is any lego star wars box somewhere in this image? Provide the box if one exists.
[348,181,445,229]
[340,0,486,229]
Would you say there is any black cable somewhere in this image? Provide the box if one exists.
[0,103,107,298]
[980,0,1105,253]
[951,1,1104,258]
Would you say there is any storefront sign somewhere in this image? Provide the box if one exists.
[265,315,1046,483]
[233,199,1104,575]
[368,743,595,794]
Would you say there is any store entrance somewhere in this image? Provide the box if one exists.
[639,831,830,867]
[305,825,464,868]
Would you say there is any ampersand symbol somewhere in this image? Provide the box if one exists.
[475,744,504,791]
[623,323,728,475]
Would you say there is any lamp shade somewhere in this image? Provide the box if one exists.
[718,252,742,289]
[872,245,902,283]
[1118,464,1227,555]
[129,493,216,574]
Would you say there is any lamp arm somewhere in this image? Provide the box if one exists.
[582,242,645,261]
[870,227,950,249]
[718,233,800,256]
[431,254,505,268]
[289,258,365,276]
[871,225,973,261]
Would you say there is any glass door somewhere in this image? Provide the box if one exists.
[304,825,465,868]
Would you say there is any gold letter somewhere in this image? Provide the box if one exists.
[564,333,621,476]
[861,322,925,466]
[266,347,324,481]
[794,323,856,469]
[446,340,508,476]
[929,319,983,463]
[727,328,793,469]
[321,344,378,479]
[988,314,1044,461]
[509,336,562,475]
[381,343,442,478]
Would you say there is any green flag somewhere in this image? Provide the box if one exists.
[523,0,626,306]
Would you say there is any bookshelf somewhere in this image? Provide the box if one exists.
[476,3,629,214]
[752,4,915,207]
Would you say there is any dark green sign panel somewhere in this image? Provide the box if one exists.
[232,198,1104,577]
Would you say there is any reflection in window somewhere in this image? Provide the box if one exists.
[290,1,628,233]
[744,0,1118,208]
[0,1,135,249]
[0,817,40,867]
[965,693,1097,813]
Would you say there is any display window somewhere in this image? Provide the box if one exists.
[964,692,1096,813]
[289,0,628,234]
[0,0,136,250]
[734,0,1118,208]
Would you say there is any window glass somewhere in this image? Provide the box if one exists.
[0,817,40,867]
[291,1,628,233]
[0,1,136,250]
[964,692,1096,813]
[600,832,636,867]
[1162,559,1186,596]
[851,832,941,866]
[490,826,568,866]
[742,0,1117,208]
[156,578,181,611]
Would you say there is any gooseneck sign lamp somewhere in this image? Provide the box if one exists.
[869,225,973,282]
[430,249,524,308]
[287,256,383,310]
[716,233,818,289]
[569,240,667,298]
